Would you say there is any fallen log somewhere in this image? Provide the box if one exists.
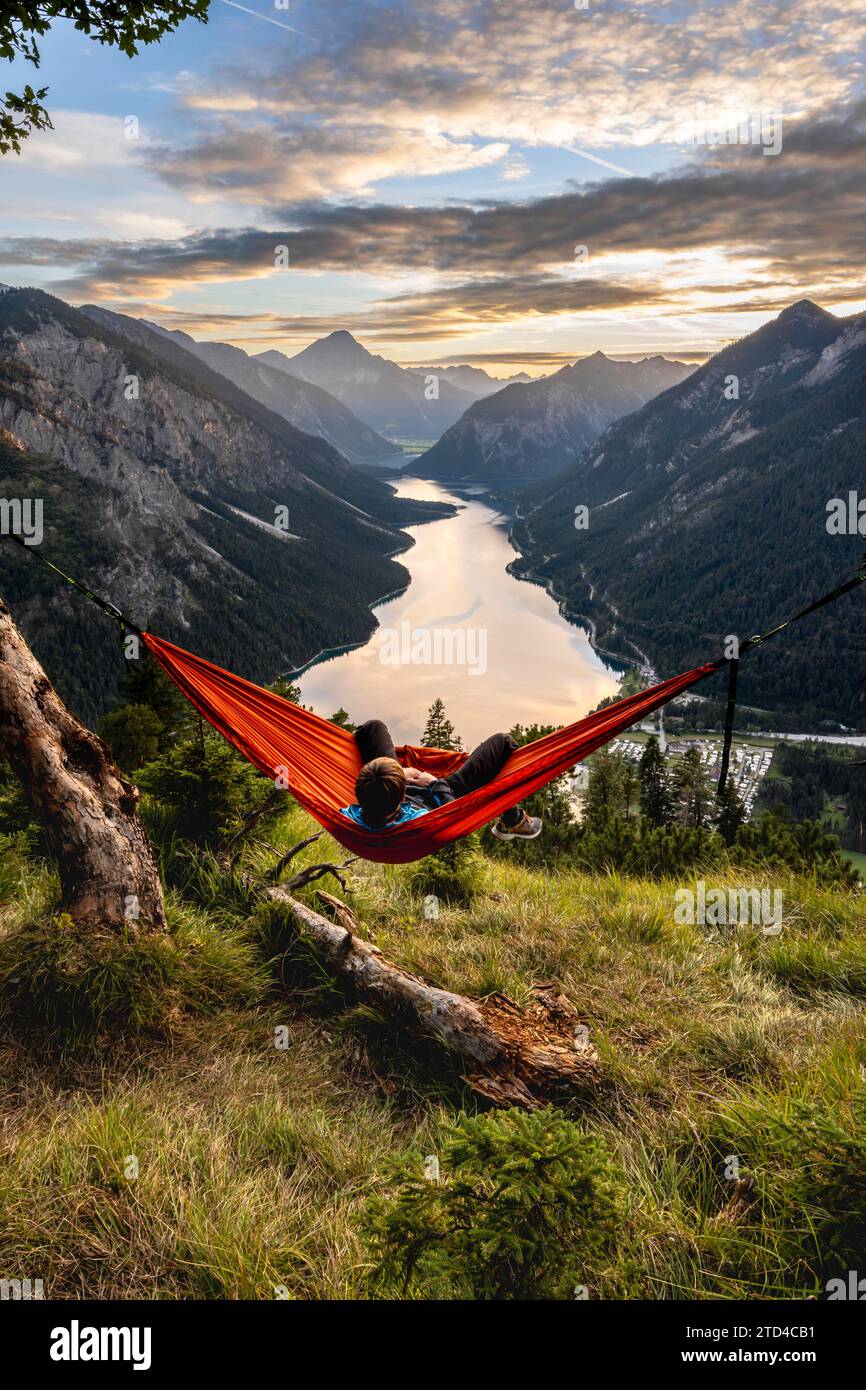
[266,885,600,1108]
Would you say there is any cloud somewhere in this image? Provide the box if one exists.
[3,27,866,356]
[501,155,531,182]
[147,120,509,204]
[7,100,866,308]
[142,0,866,203]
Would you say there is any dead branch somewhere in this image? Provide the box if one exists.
[222,788,283,866]
[264,831,324,883]
[266,886,600,1109]
[282,858,357,893]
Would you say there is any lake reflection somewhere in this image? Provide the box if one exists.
[294,478,621,746]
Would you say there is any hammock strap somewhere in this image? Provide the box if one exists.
[716,656,739,797]
[740,563,866,655]
[715,559,866,798]
[1,532,143,636]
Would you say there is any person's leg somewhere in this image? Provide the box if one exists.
[446,732,524,827]
[355,719,397,764]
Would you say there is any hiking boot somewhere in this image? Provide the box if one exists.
[491,812,543,841]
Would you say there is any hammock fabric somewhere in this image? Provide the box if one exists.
[141,631,719,864]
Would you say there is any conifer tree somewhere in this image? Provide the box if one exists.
[673,746,714,828]
[421,698,461,750]
[638,735,674,827]
[716,779,746,845]
[583,747,626,827]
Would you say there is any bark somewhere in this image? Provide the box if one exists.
[0,597,167,931]
[268,886,600,1108]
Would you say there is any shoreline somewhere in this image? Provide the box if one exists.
[282,479,637,692]
[504,547,650,677]
[506,503,657,677]
[281,574,412,681]
[278,483,449,682]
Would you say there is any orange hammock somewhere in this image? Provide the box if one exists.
[141,631,719,864]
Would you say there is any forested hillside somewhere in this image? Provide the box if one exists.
[513,303,866,726]
[0,290,451,724]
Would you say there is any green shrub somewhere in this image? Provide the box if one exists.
[406,839,483,908]
[700,1081,866,1288]
[0,756,39,838]
[0,900,265,1034]
[136,731,273,844]
[97,703,164,771]
[362,1107,624,1299]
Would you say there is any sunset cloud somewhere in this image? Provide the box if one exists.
[145,0,866,203]
[1,0,865,362]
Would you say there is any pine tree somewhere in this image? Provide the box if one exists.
[673,746,713,828]
[97,703,163,771]
[716,779,746,845]
[123,648,186,745]
[622,761,638,820]
[421,698,461,750]
[269,676,302,703]
[583,747,626,828]
[639,735,674,827]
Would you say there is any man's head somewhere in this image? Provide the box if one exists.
[355,756,406,827]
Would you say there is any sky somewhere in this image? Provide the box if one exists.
[1,0,866,374]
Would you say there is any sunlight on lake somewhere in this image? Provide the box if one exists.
[294,478,621,747]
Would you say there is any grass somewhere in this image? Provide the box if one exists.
[1,805,865,1298]
[844,849,866,880]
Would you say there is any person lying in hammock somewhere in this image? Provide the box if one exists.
[341,719,542,839]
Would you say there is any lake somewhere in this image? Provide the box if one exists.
[291,478,622,747]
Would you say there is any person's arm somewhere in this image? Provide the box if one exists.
[426,778,455,807]
[404,767,455,806]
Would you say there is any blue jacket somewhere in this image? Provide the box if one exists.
[341,778,454,831]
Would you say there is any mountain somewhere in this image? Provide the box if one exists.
[139,324,400,464]
[257,331,475,440]
[410,353,694,481]
[512,300,866,724]
[0,289,448,723]
[406,363,533,397]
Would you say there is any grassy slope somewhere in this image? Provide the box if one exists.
[1,804,865,1299]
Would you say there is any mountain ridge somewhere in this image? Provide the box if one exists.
[512,299,866,724]
[137,322,401,463]
[0,288,448,721]
[410,352,693,481]
[259,330,476,439]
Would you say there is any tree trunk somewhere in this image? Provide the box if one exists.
[268,886,599,1109]
[0,597,167,931]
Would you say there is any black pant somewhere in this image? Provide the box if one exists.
[355,720,523,828]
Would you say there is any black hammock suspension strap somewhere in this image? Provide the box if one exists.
[1,532,144,637]
[715,557,866,798]
[716,655,739,797]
